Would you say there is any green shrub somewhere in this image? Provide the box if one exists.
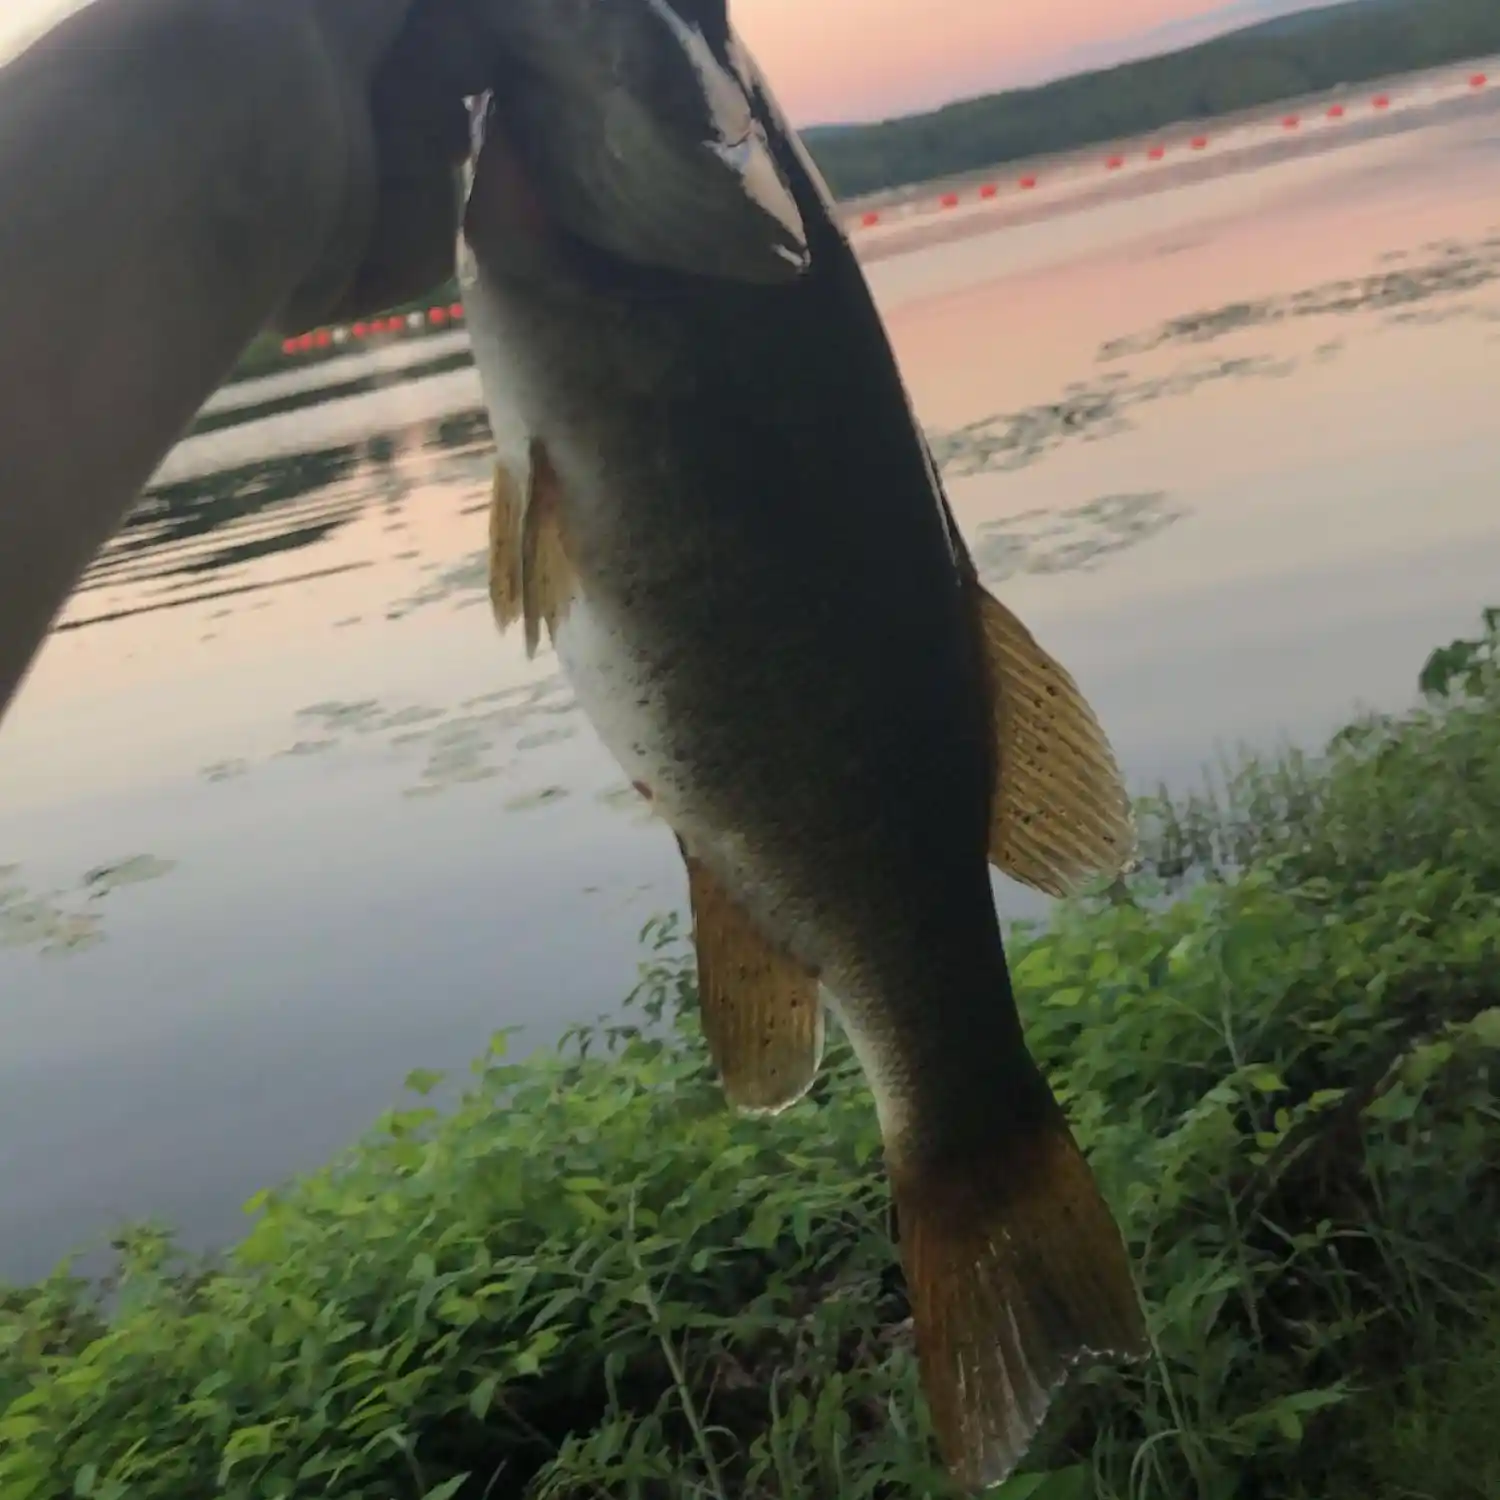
[4,614,1499,1499]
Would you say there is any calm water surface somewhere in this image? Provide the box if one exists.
[4,111,1500,1282]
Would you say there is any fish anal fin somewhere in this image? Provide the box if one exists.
[486,460,525,633]
[891,1106,1148,1489]
[679,844,824,1115]
[977,585,1134,897]
[519,439,578,659]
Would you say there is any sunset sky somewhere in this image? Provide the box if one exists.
[3,0,1335,125]
[736,0,1328,121]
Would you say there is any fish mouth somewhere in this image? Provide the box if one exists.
[461,92,704,301]
[461,9,811,295]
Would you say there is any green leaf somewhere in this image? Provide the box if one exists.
[219,1422,281,1482]
[1469,1007,1500,1048]
[422,1476,470,1500]
[469,1374,501,1420]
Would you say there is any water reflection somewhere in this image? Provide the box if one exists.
[63,415,494,636]
[188,351,475,439]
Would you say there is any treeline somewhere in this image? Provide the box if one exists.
[801,0,1500,198]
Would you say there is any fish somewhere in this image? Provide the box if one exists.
[457,0,1147,1486]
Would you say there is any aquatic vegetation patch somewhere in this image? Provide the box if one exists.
[196,683,588,803]
[0,855,177,958]
[1098,232,1500,360]
[929,355,1295,477]
[970,491,1186,584]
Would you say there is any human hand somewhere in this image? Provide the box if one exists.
[277,0,495,333]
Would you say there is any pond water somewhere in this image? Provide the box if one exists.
[4,107,1500,1283]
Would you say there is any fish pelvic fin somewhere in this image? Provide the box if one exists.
[486,460,525,632]
[976,584,1135,897]
[485,441,579,658]
[679,841,825,1114]
[890,1101,1147,1490]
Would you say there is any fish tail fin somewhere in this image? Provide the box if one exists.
[890,1088,1146,1490]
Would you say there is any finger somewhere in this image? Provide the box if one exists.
[277,0,498,331]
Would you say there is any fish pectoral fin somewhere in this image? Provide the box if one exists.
[518,441,578,658]
[977,585,1135,896]
[890,1100,1148,1489]
[484,439,581,658]
[486,460,525,633]
[678,842,824,1115]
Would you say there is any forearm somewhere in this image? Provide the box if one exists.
[0,0,367,720]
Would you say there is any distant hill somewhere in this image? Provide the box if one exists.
[1023,0,1375,82]
[800,0,1493,199]
[1237,0,1412,39]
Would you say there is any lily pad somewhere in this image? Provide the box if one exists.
[504,786,569,813]
[82,855,177,898]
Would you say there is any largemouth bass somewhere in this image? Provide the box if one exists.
[459,0,1146,1485]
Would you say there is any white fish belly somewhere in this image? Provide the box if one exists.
[551,592,709,842]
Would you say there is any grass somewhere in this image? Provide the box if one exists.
[3,613,1499,1499]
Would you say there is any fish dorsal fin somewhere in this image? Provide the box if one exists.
[678,840,825,1115]
[976,585,1135,896]
[486,441,578,658]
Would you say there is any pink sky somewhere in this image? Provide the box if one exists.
[3,0,1310,129]
[736,0,1281,123]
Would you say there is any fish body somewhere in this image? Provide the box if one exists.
[460,3,1145,1486]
